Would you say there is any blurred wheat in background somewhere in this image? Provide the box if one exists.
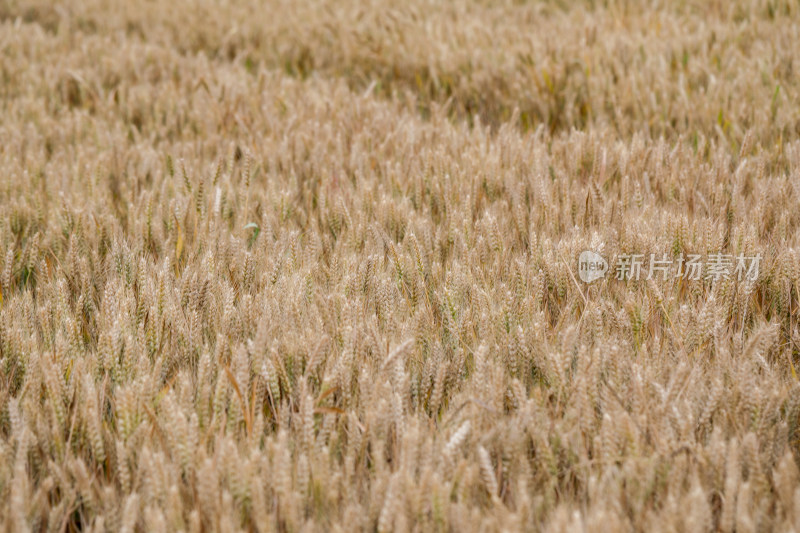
[1,0,800,531]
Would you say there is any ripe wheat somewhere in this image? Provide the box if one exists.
[1,0,800,531]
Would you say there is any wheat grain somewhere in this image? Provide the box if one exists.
[1,1,799,530]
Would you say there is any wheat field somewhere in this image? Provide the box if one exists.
[1,0,800,531]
